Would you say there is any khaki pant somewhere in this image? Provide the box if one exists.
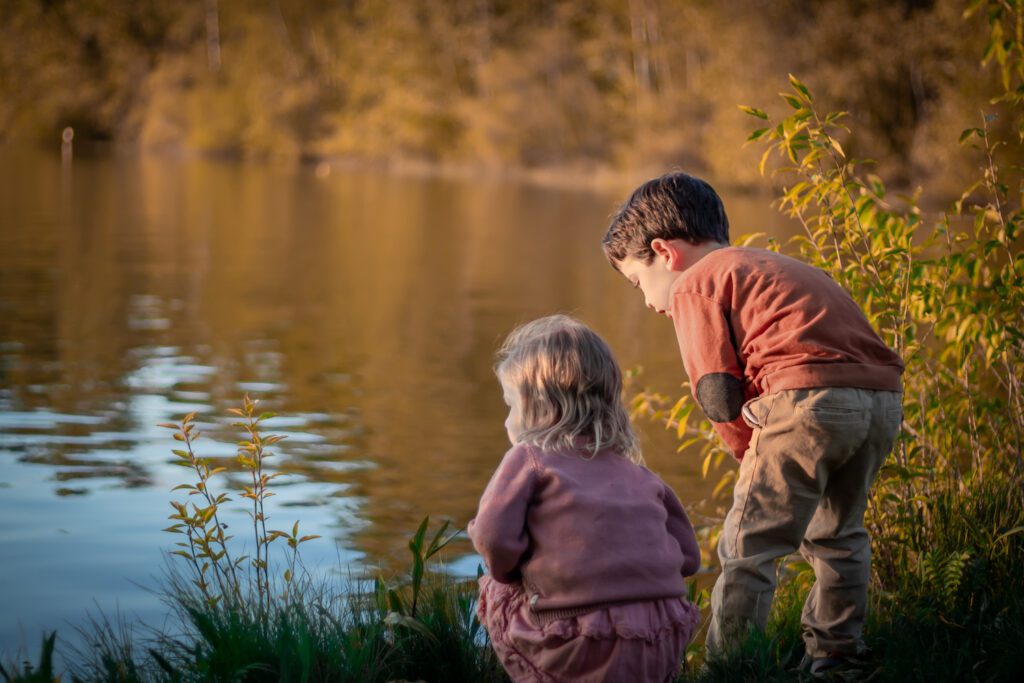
[705,387,902,658]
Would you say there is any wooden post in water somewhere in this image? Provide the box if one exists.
[61,126,73,164]
[205,0,222,72]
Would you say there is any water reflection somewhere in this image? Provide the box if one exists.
[0,145,794,652]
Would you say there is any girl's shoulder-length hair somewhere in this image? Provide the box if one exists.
[496,314,642,465]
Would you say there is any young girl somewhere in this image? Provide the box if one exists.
[468,315,702,682]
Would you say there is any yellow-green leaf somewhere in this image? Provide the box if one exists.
[788,73,812,101]
[739,105,769,120]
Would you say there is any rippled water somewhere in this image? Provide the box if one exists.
[0,145,793,655]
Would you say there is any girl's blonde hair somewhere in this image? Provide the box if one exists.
[496,314,642,464]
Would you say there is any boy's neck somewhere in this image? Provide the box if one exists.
[674,240,729,273]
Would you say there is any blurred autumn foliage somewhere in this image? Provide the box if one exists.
[0,0,1007,190]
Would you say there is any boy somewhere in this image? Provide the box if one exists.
[602,172,903,675]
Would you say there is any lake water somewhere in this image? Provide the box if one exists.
[0,145,794,657]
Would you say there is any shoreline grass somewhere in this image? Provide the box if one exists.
[2,475,1020,682]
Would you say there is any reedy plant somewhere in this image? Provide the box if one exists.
[161,411,239,607]
[67,611,149,683]
[0,633,57,683]
[151,399,498,681]
[228,395,321,615]
[375,516,462,631]
[374,525,503,683]
[159,394,319,618]
[144,516,496,683]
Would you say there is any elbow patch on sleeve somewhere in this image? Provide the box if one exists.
[695,373,745,423]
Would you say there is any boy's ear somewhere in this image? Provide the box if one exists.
[650,238,683,269]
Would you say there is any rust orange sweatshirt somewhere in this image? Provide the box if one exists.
[669,247,904,459]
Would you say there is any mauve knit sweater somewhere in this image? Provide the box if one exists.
[468,442,700,614]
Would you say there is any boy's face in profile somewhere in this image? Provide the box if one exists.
[614,238,723,316]
[615,253,679,318]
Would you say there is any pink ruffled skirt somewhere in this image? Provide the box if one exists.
[477,575,701,683]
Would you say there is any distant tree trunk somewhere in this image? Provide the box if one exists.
[269,0,300,76]
[646,2,671,95]
[476,0,492,97]
[629,0,652,96]
[205,0,221,72]
[685,47,698,91]
[629,0,657,143]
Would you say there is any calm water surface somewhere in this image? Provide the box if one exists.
[0,145,793,655]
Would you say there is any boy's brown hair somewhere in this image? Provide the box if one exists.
[602,171,730,265]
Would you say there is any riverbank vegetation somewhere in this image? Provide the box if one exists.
[3,1,1023,681]
[2,398,505,682]
[636,0,1024,679]
[0,0,1012,191]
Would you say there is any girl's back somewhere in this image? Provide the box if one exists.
[518,442,695,612]
[469,314,701,682]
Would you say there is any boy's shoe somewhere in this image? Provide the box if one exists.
[799,651,873,679]
[808,653,846,677]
